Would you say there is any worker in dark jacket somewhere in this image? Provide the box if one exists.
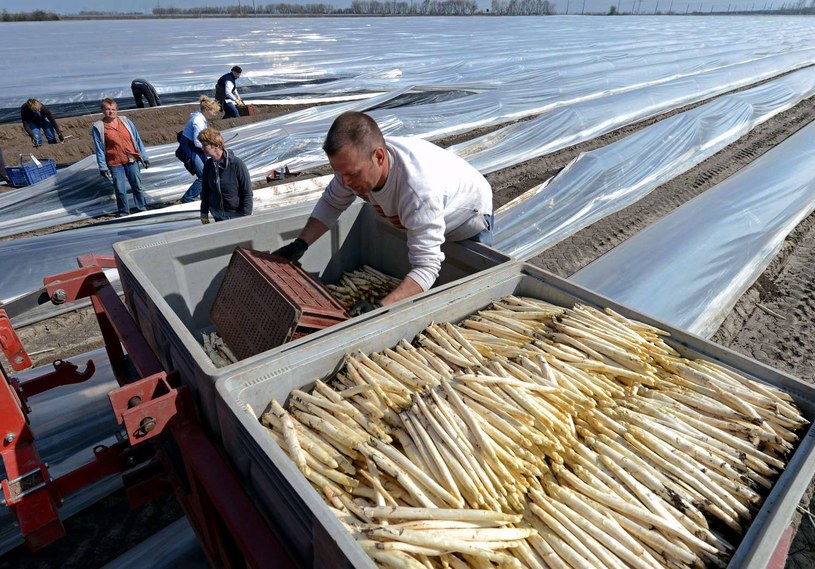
[131,79,161,108]
[214,66,243,119]
[20,98,63,147]
[198,127,253,223]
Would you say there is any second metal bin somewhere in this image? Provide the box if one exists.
[215,261,815,569]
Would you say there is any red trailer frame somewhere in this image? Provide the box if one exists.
[0,255,294,568]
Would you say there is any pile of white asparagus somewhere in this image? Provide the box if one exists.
[259,296,808,569]
[202,331,238,367]
[326,265,402,308]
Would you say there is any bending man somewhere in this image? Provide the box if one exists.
[273,111,493,314]
[214,66,243,119]
[131,79,161,108]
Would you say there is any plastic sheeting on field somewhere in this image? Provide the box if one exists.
[492,66,815,260]
[100,518,207,569]
[0,218,194,303]
[0,192,329,306]
[451,52,815,174]
[572,119,815,338]
[4,50,815,240]
[4,16,815,111]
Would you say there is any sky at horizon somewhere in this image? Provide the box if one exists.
[1,0,789,14]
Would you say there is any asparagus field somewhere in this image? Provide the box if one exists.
[260,296,808,569]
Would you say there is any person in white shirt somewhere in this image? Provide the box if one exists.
[273,111,493,314]
[215,66,243,119]
[176,95,221,202]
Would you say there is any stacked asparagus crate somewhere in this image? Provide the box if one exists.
[216,263,815,569]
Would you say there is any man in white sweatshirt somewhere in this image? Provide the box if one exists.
[273,111,493,314]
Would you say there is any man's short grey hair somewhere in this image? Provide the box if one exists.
[322,111,385,157]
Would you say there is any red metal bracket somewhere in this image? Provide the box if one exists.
[76,254,117,269]
[2,256,295,565]
[0,309,31,371]
[17,359,95,399]
[109,372,180,444]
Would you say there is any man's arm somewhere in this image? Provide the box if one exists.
[42,107,62,137]
[91,125,108,174]
[224,80,239,102]
[238,158,253,216]
[20,107,34,139]
[380,276,423,306]
[127,119,149,162]
[298,216,330,245]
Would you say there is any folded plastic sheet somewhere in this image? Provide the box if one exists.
[100,518,207,569]
[452,50,815,174]
[571,119,815,338]
[5,47,815,241]
[493,66,815,259]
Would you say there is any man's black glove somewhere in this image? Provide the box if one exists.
[58,133,65,142]
[142,160,150,169]
[31,138,40,148]
[272,238,308,262]
[349,300,381,317]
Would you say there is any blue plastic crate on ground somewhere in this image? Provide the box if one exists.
[6,159,57,187]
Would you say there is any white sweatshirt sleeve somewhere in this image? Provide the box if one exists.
[310,177,357,228]
[224,79,239,102]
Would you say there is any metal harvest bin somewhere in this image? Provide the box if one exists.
[215,261,815,569]
[113,201,510,437]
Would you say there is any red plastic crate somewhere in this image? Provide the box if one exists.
[210,247,348,360]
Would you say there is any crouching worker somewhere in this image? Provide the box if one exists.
[199,128,253,223]
[272,111,493,316]
[176,95,221,203]
[21,98,64,147]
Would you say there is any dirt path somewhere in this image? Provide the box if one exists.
[3,84,815,567]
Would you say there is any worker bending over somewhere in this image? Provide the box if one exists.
[273,111,493,315]
[215,66,243,119]
[131,79,161,108]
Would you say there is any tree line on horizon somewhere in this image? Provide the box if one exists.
[1,9,59,21]
[3,1,815,21]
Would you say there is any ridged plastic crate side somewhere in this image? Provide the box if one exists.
[215,261,815,569]
[114,202,510,438]
[219,390,364,569]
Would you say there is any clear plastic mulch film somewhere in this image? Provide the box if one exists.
[2,16,814,110]
[572,118,815,338]
[493,66,815,258]
[3,43,815,238]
